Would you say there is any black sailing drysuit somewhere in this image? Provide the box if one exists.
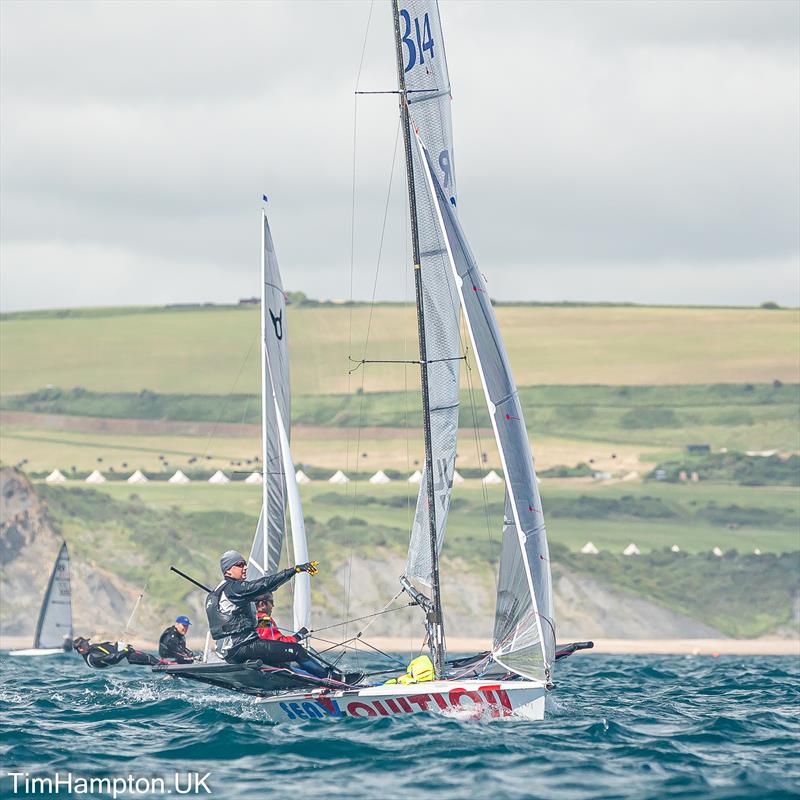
[205,567,298,659]
[158,626,195,663]
[78,641,158,669]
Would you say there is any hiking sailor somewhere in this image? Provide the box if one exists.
[206,550,349,681]
[73,637,158,668]
[158,615,196,663]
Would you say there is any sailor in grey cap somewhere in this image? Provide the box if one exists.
[205,548,327,675]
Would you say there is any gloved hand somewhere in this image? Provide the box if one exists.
[295,560,319,576]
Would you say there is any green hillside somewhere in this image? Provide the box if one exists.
[2,304,797,395]
[38,483,800,638]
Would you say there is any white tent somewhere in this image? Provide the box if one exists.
[127,469,149,484]
[482,470,503,485]
[581,541,599,555]
[408,470,422,484]
[295,469,311,485]
[85,470,106,484]
[369,470,392,485]
[452,470,465,485]
[670,544,681,553]
[328,470,350,485]
[208,470,230,485]
[753,548,762,556]
[712,546,723,557]
[623,543,640,556]
[168,470,191,484]
[244,471,262,484]
[45,469,67,483]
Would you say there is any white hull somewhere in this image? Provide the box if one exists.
[258,679,546,722]
[9,648,68,657]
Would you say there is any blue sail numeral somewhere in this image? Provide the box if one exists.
[401,9,435,73]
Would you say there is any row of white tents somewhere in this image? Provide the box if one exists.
[43,467,505,485]
[581,541,762,557]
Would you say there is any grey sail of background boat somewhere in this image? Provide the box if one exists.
[248,210,310,632]
[399,0,462,588]
[414,132,556,683]
[34,541,73,649]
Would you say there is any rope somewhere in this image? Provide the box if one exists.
[308,600,416,635]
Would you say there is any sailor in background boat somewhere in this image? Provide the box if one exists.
[158,615,196,663]
[206,550,345,680]
[73,637,158,668]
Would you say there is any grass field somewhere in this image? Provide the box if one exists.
[2,304,798,395]
[34,480,799,638]
[48,480,799,556]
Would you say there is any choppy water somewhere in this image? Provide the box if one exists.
[0,653,798,800]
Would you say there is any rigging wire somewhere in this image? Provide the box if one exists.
[343,0,375,654]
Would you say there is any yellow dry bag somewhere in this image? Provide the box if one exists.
[385,654,435,685]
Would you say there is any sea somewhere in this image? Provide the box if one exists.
[0,653,798,800]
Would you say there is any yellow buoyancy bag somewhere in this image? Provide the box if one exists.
[384,654,435,685]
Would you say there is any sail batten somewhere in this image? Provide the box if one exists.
[33,542,72,650]
[400,0,462,587]
[413,132,555,681]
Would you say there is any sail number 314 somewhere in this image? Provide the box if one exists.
[400,9,435,72]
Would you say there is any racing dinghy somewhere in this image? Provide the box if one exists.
[156,206,314,688]
[260,0,591,721]
[10,541,74,657]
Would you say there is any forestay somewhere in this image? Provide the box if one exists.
[248,211,310,631]
[414,134,556,682]
[34,542,73,649]
[398,0,462,587]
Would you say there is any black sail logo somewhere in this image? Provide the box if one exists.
[269,309,283,340]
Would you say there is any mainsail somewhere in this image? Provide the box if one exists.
[396,0,462,587]
[248,210,310,631]
[414,133,556,682]
[33,541,73,649]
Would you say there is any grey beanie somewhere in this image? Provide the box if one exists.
[220,550,246,574]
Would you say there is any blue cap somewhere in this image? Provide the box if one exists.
[176,615,191,626]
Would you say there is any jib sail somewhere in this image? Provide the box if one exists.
[414,133,556,682]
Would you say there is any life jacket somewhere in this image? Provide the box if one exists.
[205,581,257,656]
[255,613,297,643]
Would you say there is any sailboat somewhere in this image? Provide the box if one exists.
[153,208,325,690]
[158,0,590,714]
[10,541,74,657]
[255,0,591,721]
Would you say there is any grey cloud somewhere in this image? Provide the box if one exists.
[1,0,798,311]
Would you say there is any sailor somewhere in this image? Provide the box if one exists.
[205,550,340,680]
[158,615,196,663]
[73,637,158,668]
[255,593,297,643]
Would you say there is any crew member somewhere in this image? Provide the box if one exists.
[158,615,195,663]
[206,550,346,681]
[73,637,158,669]
[255,593,297,643]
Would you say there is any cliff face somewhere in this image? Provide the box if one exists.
[0,468,152,641]
[1,469,730,648]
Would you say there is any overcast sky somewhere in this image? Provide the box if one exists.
[1,0,798,311]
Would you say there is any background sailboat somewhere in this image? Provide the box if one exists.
[10,541,73,657]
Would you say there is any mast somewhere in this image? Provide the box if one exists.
[260,210,269,574]
[391,0,446,677]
